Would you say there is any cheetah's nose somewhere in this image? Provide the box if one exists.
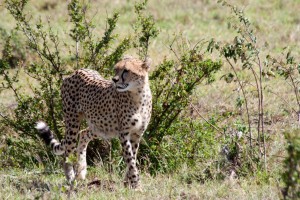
[112,76,119,83]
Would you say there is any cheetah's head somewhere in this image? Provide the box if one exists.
[113,56,151,92]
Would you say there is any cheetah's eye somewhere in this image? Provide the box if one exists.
[122,69,129,77]
[122,69,129,81]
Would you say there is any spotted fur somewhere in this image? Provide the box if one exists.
[36,57,152,188]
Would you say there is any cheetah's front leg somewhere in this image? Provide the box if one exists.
[130,133,141,160]
[119,132,140,189]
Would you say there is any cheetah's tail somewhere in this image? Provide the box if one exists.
[35,121,65,155]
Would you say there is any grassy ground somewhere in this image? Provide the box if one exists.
[0,0,300,199]
[1,0,300,60]
[0,167,280,200]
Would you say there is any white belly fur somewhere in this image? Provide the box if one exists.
[87,119,118,139]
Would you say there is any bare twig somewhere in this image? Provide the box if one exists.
[257,55,266,171]
[248,64,261,155]
[190,103,223,135]
[17,22,47,66]
[2,71,21,102]
[290,75,300,108]
[225,58,252,148]
[169,36,181,61]
[267,90,298,114]
[76,40,80,69]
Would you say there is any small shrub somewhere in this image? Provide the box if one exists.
[206,0,275,174]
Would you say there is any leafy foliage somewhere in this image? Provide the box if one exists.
[266,49,300,124]
[139,40,221,173]
[133,0,159,59]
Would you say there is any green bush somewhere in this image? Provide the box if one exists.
[0,0,221,175]
[141,40,221,173]
[1,0,131,169]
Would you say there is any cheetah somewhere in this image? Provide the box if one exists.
[36,56,152,188]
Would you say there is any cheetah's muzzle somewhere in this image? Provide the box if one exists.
[116,83,129,90]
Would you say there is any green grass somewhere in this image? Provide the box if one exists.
[0,167,280,200]
[1,0,300,60]
[1,0,300,199]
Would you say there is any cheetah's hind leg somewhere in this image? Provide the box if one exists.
[75,128,95,180]
[63,115,82,183]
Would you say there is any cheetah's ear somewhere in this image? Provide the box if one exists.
[142,57,152,70]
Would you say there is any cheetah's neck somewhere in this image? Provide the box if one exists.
[130,82,151,107]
